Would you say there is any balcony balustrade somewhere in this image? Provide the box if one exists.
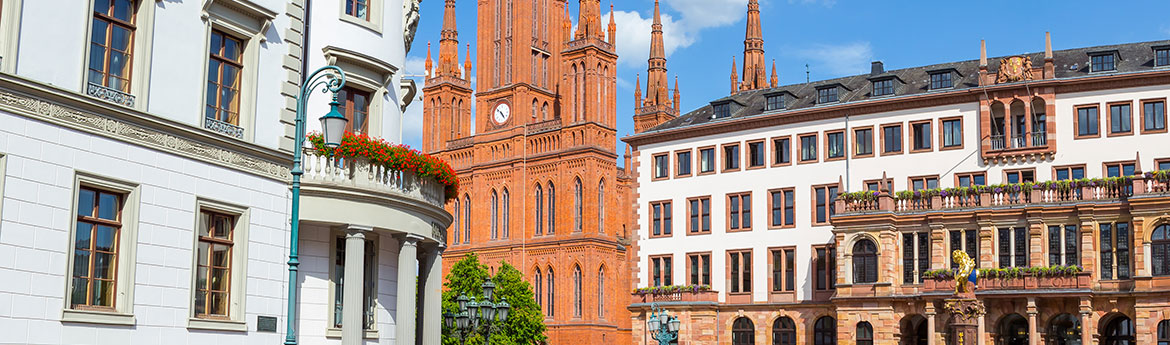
[838,172,1170,215]
[921,272,1092,293]
[631,289,718,304]
[302,148,447,208]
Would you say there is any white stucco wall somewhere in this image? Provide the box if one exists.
[633,84,1170,303]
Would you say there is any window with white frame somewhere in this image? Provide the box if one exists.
[85,0,155,108]
[202,1,273,140]
[64,174,140,325]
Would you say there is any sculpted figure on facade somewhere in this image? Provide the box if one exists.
[952,249,978,295]
[403,0,422,53]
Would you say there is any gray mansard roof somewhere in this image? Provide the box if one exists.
[643,39,1170,134]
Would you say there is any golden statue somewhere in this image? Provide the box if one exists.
[952,250,978,295]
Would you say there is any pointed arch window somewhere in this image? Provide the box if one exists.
[597,266,606,320]
[547,182,556,234]
[452,198,461,244]
[502,188,510,239]
[535,184,544,236]
[573,178,583,232]
[490,190,499,239]
[598,179,605,233]
[546,267,555,317]
[534,269,543,308]
[463,194,471,244]
[572,265,582,318]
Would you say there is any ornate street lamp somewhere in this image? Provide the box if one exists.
[447,281,511,344]
[284,66,348,345]
[646,304,680,345]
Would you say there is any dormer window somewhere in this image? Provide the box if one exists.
[817,87,838,104]
[872,79,894,96]
[1090,52,1116,72]
[765,94,786,111]
[713,103,731,118]
[1155,47,1169,67]
[929,71,953,89]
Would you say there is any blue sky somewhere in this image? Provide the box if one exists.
[400,0,1170,151]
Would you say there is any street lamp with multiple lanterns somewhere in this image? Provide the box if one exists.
[443,281,512,344]
[646,304,681,345]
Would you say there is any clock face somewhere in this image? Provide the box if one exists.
[493,103,511,124]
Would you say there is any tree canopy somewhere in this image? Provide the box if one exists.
[442,253,546,345]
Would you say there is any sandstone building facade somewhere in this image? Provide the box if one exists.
[421,1,633,344]
[623,1,1170,344]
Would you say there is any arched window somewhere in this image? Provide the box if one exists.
[853,239,878,283]
[490,190,499,239]
[598,179,605,233]
[456,99,463,136]
[463,194,471,244]
[732,317,755,345]
[452,199,461,244]
[573,178,583,232]
[1153,224,1170,276]
[534,269,543,309]
[597,266,606,320]
[1102,315,1135,345]
[502,188,510,239]
[546,267,555,316]
[572,265,582,317]
[1158,319,1170,345]
[547,182,556,234]
[535,184,544,236]
[814,316,836,345]
[772,316,796,345]
[542,102,549,120]
[856,322,873,345]
[1049,313,1081,345]
[571,64,578,119]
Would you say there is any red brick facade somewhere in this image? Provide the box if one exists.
[422,1,631,344]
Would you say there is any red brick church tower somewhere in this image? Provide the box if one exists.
[422,1,632,344]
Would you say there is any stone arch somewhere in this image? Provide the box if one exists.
[899,314,928,345]
[996,313,1029,345]
[1047,313,1081,345]
[731,316,755,345]
[1099,312,1135,345]
[768,314,798,345]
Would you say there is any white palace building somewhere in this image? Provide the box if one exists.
[0,0,451,345]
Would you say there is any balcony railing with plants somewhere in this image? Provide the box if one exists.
[837,170,1170,214]
[631,285,717,303]
[303,132,458,208]
[919,265,1090,292]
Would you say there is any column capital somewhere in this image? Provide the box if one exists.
[400,234,425,247]
[345,224,374,235]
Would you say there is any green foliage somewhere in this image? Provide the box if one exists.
[921,265,1083,280]
[442,253,546,345]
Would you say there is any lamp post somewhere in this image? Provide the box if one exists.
[284,66,349,345]
[646,304,681,345]
[443,280,512,344]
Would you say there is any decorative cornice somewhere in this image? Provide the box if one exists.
[0,76,292,181]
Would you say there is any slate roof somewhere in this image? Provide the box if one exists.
[641,39,1170,134]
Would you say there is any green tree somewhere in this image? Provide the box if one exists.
[442,253,546,345]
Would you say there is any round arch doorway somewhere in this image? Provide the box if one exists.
[900,314,928,345]
[997,314,1029,345]
[1048,314,1082,345]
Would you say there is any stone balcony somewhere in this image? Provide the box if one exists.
[631,290,719,305]
[836,173,1170,215]
[918,272,1092,295]
[297,148,451,243]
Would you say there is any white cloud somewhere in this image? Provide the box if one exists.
[788,42,873,76]
[611,10,692,68]
[668,0,749,29]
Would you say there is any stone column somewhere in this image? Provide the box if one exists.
[977,314,986,345]
[419,245,444,345]
[396,234,423,345]
[1027,298,1039,345]
[925,306,937,345]
[342,226,371,345]
[1080,299,1093,345]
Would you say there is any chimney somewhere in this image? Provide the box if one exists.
[871,61,884,75]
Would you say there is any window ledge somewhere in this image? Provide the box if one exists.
[339,14,383,34]
[325,327,380,339]
[61,308,135,326]
[188,317,247,332]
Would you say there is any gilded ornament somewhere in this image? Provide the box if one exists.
[997,56,1034,83]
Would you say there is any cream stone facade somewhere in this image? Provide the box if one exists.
[0,1,448,345]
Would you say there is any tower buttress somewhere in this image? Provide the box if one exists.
[425,42,433,77]
[673,76,681,113]
[741,0,766,91]
[770,59,779,88]
[421,0,471,153]
[607,3,617,46]
[633,0,678,134]
[730,57,739,94]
